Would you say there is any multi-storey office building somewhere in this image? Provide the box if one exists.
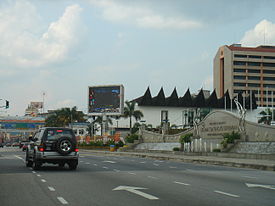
[214,44,275,107]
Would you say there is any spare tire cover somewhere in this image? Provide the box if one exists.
[56,136,76,155]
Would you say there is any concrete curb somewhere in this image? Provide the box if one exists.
[80,149,275,171]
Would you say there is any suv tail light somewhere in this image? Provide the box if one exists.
[38,145,44,152]
[75,148,79,152]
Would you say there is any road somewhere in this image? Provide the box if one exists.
[1,147,275,206]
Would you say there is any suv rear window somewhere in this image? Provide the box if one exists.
[46,129,74,140]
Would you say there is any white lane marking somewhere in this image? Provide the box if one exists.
[153,163,159,166]
[128,172,136,175]
[148,176,158,179]
[242,176,256,179]
[93,164,98,166]
[103,166,109,169]
[113,186,159,200]
[41,179,46,183]
[103,161,116,164]
[139,161,146,164]
[14,155,25,162]
[131,160,135,162]
[85,162,90,165]
[80,156,85,158]
[169,166,177,169]
[57,197,68,205]
[174,181,190,186]
[32,171,36,174]
[113,169,120,172]
[246,183,275,190]
[214,190,239,198]
[48,187,55,191]
[37,174,41,177]
[155,160,163,163]
[80,161,84,163]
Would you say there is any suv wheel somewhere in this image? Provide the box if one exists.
[68,160,78,170]
[56,136,75,155]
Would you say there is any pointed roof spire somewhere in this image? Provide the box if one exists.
[206,89,218,108]
[193,89,206,107]
[152,87,166,106]
[179,88,193,107]
[139,87,152,106]
[166,87,179,106]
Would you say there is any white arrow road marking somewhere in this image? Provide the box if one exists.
[113,186,159,200]
[246,183,275,190]
[103,161,116,164]
[214,190,239,198]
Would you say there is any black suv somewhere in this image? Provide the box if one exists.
[26,127,79,170]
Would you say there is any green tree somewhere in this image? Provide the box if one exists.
[258,108,273,125]
[45,106,86,127]
[124,101,144,133]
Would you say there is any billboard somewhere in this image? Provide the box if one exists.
[88,85,124,115]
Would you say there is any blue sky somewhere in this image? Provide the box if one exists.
[1,0,275,115]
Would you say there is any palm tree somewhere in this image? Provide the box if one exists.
[124,101,143,133]
[45,106,86,127]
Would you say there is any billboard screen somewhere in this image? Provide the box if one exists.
[88,85,124,115]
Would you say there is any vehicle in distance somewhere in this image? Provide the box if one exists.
[0,143,3,148]
[26,127,79,170]
[22,142,29,151]
[12,142,20,147]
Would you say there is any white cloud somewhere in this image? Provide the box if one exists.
[0,1,84,68]
[88,0,201,30]
[240,19,275,46]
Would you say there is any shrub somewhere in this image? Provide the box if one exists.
[125,134,139,143]
[173,147,180,151]
[213,148,221,152]
[179,133,192,144]
[116,140,124,148]
[222,131,241,144]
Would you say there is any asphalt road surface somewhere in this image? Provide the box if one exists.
[1,147,275,206]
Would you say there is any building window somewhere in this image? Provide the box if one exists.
[247,83,260,87]
[233,61,246,66]
[233,75,246,80]
[263,76,275,81]
[263,56,275,60]
[263,69,275,74]
[263,91,275,94]
[248,69,260,73]
[234,68,246,73]
[234,89,244,94]
[161,110,168,123]
[263,62,275,67]
[234,82,246,87]
[263,84,275,88]
[248,76,260,80]
[234,54,247,58]
[247,62,261,66]
[248,55,261,59]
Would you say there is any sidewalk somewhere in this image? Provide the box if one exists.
[80,149,275,171]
